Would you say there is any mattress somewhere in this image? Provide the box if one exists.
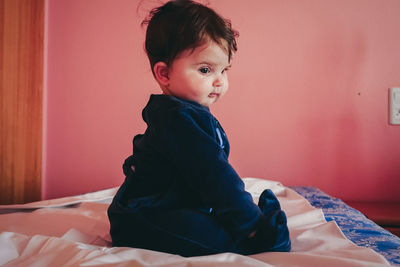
[0,178,398,266]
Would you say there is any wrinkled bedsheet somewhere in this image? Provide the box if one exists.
[291,186,400,265]
[0,178,393,266]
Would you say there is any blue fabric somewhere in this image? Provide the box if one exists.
[291,186,400,265]
[108,188,290,256]
[108,94,290,256]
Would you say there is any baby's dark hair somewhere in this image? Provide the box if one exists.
[142,0,238,74]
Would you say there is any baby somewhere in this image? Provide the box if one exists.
[108,0,291,256]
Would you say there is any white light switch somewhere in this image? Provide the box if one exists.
[390,87,400,125]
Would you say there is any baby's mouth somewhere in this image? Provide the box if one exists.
[208,93,220,98]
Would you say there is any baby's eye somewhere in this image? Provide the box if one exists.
[223,67,231,73]
[199,67,211,74]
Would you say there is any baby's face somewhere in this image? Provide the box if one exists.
[165,40,231,107]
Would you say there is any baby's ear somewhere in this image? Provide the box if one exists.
[153,62,170,86]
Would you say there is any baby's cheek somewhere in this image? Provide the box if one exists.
[223,83,229,94]
[224,77,229,89]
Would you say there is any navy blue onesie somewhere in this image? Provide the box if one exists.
[107,94,290,256]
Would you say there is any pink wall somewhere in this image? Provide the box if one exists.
[44,0,400,202]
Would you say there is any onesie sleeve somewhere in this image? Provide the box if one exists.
[156,108,262,238]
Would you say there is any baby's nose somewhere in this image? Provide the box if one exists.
[213,78,223,87]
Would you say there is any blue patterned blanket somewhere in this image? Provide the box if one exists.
[291,186,400,265]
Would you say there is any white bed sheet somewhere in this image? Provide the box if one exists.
[0,178,392,266]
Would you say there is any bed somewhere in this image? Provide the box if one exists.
[0,178,399,266]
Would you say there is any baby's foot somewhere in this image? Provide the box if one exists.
[258,189,281,216]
